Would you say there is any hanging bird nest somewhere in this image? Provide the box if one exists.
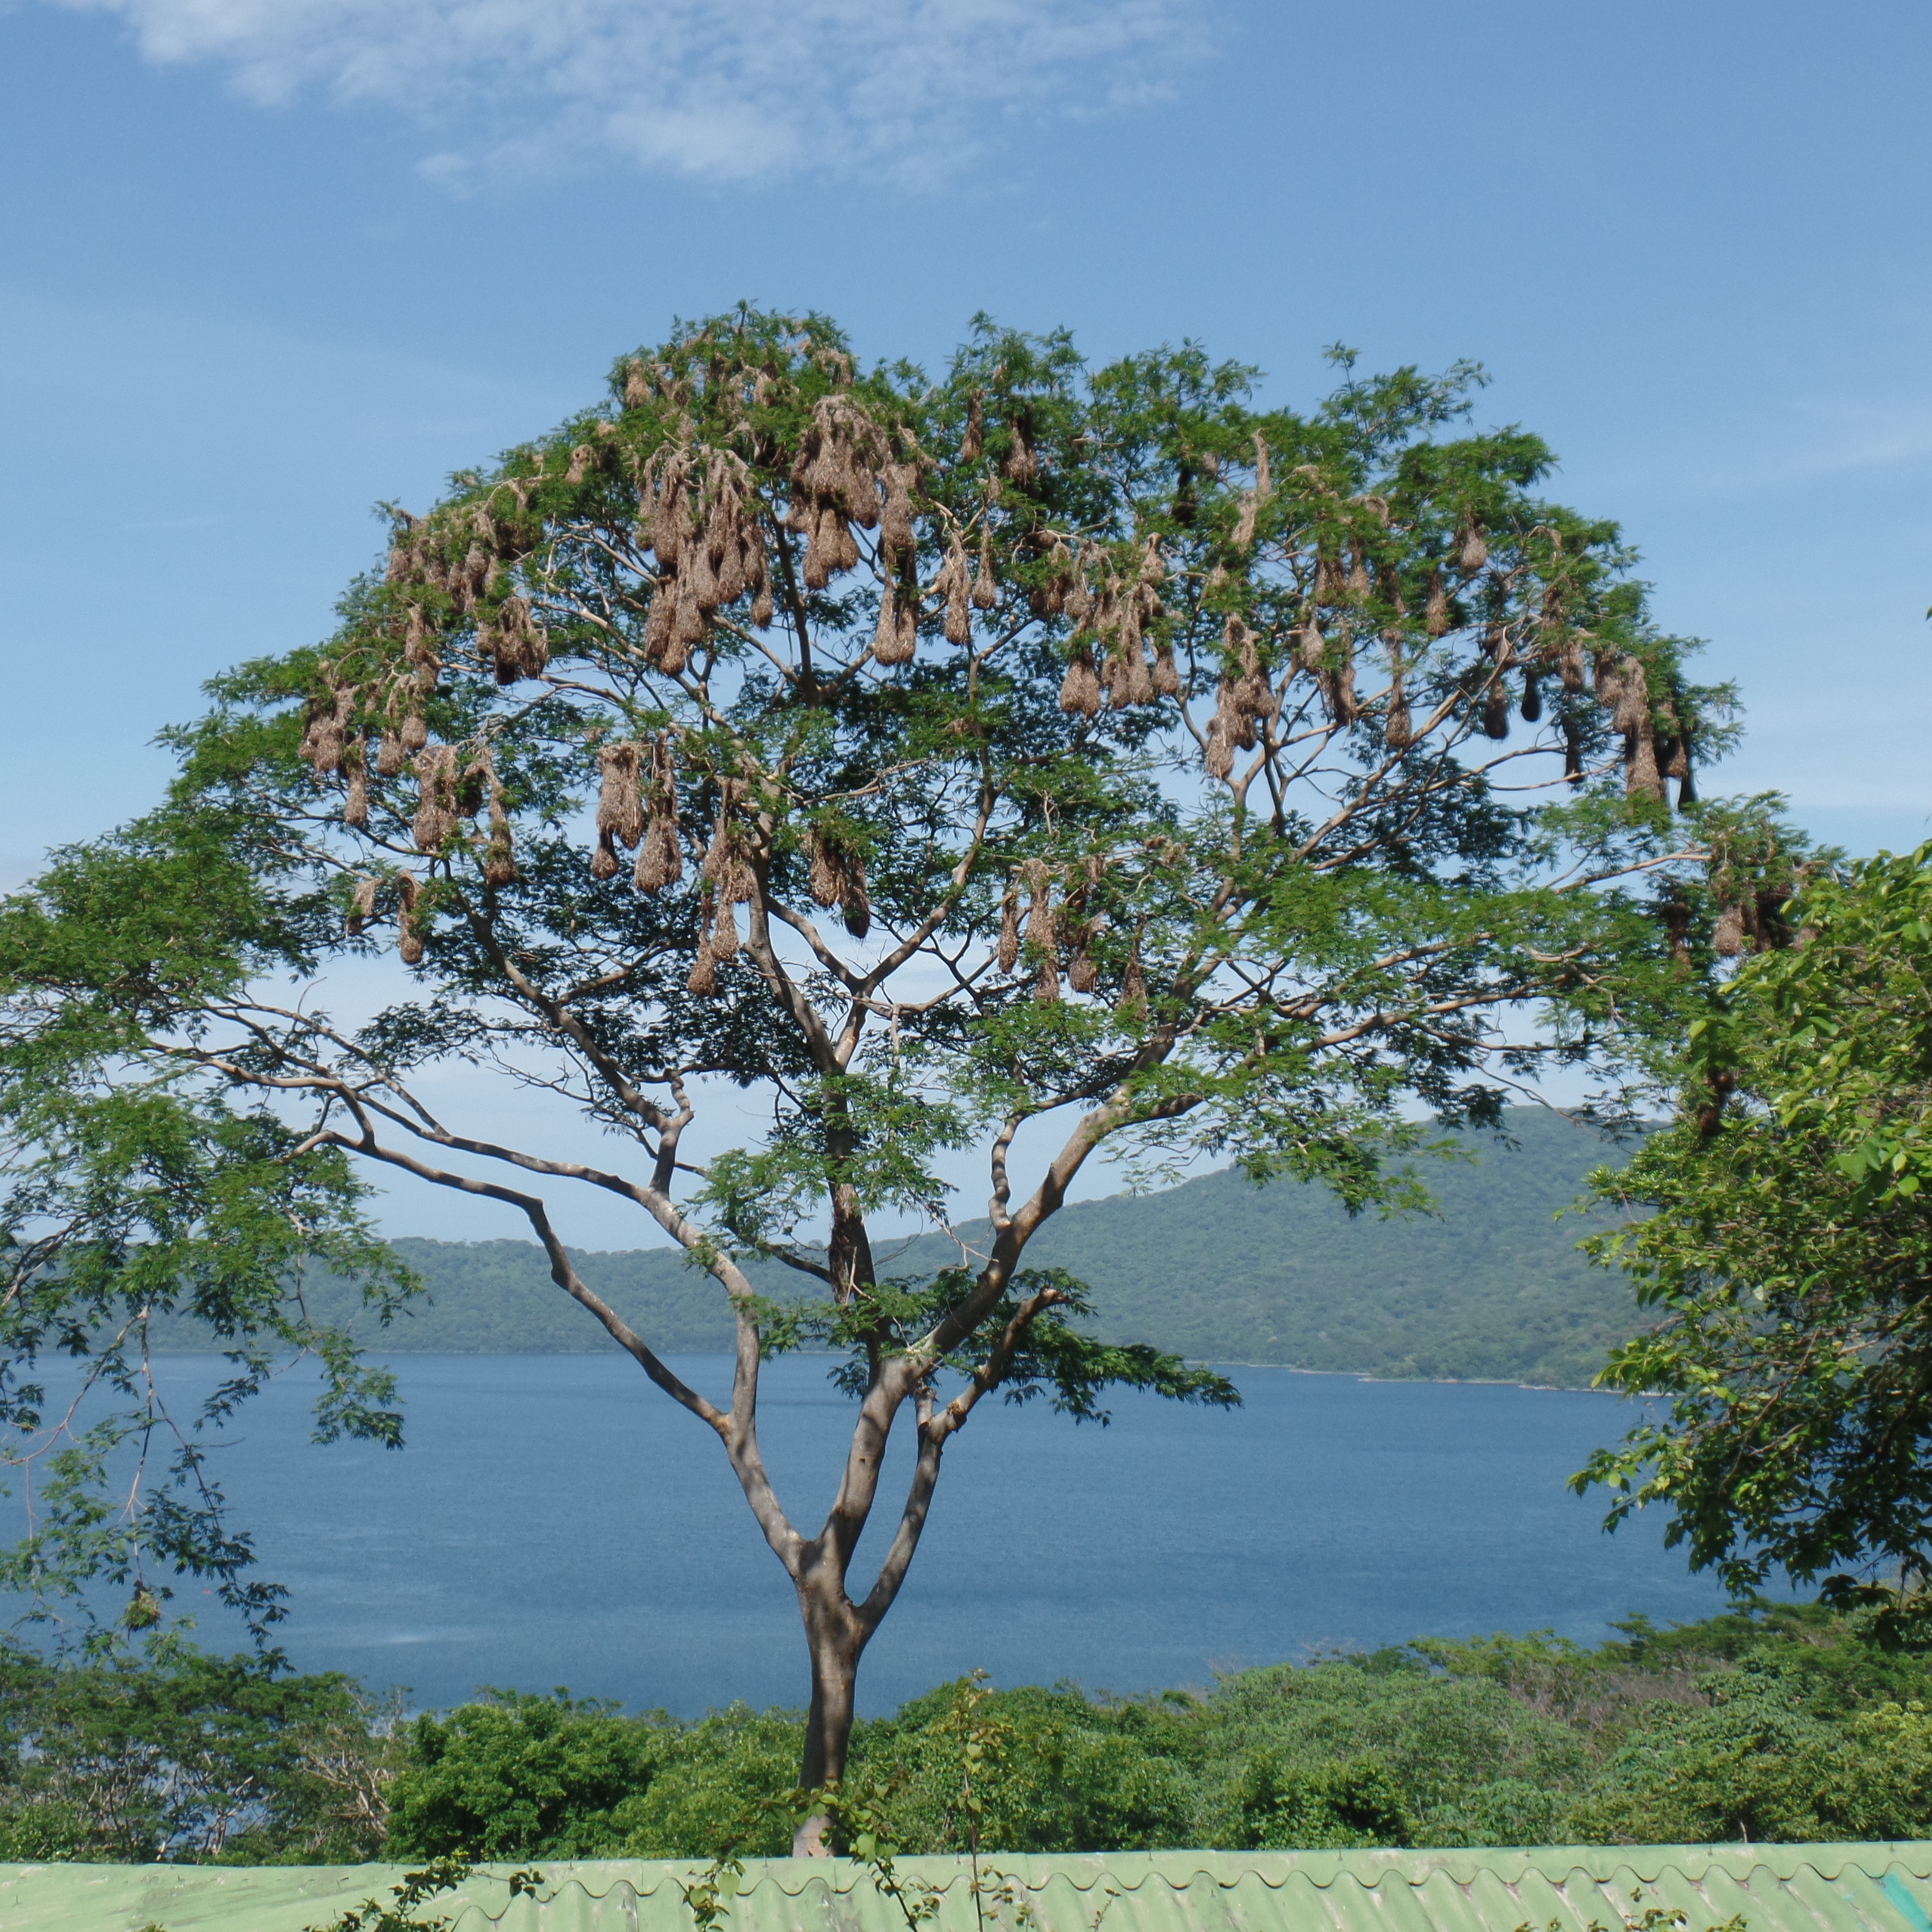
[396,870,424,965]
[939,535,973,646]
[804,821,870,939]
[1562,716,1585,784]
[412,744,459,853]
[961,388,985,463]
[1384,638,1413,751]
[634,737,684,895]
[1117,932,1147,1020]
[299,682,356,778]
[996,880,1021,974]
[1625,722,1665,802]
[1059,647,1103,718]
[596,742,646,851]
[873,581,918,666]
[342,743,369,828]
[482,766,517,888]
[971,525,999,610]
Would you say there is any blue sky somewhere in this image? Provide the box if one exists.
[3,0,1931,1238]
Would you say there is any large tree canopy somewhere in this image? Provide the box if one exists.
[0,308,1753,1837]
[1578,841,1932,1620]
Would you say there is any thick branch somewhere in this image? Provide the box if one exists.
[855,1378,942,1635]
[310,1126,725,1436]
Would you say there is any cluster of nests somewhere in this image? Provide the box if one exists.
[310,385,1701,978]
[385,484,551,689]
[372,363,1701,787]
[1053,435,1274,730]
[636,446,774,673]
[297,675,514,879]
[570,388,1014,675]
[1062,506,1697,804]
[375,354,1029,683]
[1053,537,1182,717]
[995,854,1146,1012]
[297,488,556,884]
[327,692,1150,1016]
[1038,493,1696,806]
[587,742,879,1001]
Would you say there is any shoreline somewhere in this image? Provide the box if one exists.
[143,1345,1621,1396]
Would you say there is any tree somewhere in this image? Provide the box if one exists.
[1578,841,1932,1620]
[0,1637,397,1862]
[387,1691,677,1862]
[1,308,1729,1849]
[1563,1658,1932,1845]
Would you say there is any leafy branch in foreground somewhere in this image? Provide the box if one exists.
[673,1680,1117,1932]
[306,1858,546,1932]
[1517,1901,1748,1932]
[1577,843,1932,1618]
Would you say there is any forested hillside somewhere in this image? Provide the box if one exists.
[896,1107,1642,1386]
[149,1110,1644,1386]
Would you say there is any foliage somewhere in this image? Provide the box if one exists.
[1180,1648,1590,1846]
[0,306,1764,1784]
[1575,845,1932,1607]
[10,1605,1932,1862]
[1564,1661,1932,1846]
[1224,1752,1414,1849]
[609,1706,811,1857]
[0,1636,398,1862]
[372,1603,1932,1860]
[386,1690,677,1861]
[854,1680,1197,1856]
[305,1858,546,1932]
[807,1267,1238,1420]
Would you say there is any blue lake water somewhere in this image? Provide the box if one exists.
[12,1355,1738,1714]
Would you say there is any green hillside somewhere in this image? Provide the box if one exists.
[877,1107,1642,1386]
[148,1110,1645,1386]
[145,1239,756,1356]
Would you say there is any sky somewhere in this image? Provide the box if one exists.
[3,0,1931,1242]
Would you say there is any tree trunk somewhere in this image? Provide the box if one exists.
[791,1555,864,1857]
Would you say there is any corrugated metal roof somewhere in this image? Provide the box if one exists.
[6,1845,1932,1932]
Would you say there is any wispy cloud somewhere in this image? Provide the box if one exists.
[50,0,1211,184]
[1680,396,1932,497]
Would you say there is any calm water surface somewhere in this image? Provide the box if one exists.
[24,1356,1733,1714]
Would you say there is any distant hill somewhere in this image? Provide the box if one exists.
[147,1109,1646,1387]
[877,1108,1643,1387]
[144,1238,760,1358]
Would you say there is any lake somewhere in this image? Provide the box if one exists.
[15,1354,1736,1714]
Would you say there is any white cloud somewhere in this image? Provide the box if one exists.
[50,0,1210,184]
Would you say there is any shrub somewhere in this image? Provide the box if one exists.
[385,1691,674,1860]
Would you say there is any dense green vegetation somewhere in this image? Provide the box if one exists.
[1579,845,1932,1609]
[0,1645,396,1862]
[145,1111,1644,1389]
[7,1602,1929,1862]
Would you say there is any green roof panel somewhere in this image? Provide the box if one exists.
[5,1845,1932,1932]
